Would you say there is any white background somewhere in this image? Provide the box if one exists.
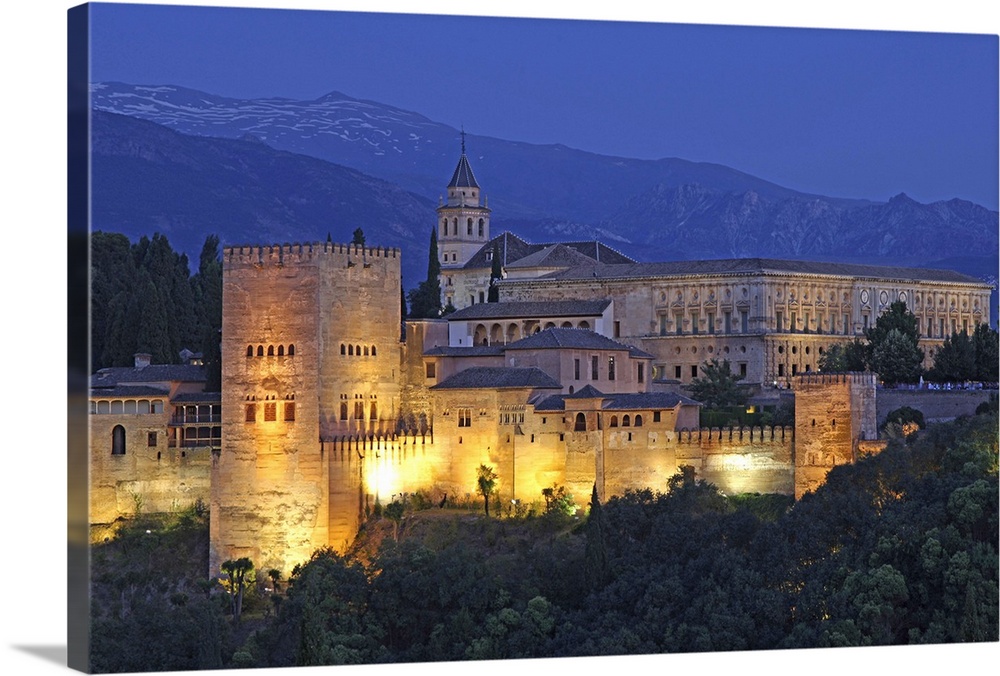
[2,1,997,675]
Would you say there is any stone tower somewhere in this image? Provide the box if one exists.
[792,372,878,499]
[211,242,402,577]
[437,131,491,283]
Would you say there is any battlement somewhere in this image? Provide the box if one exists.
[676,425,794,444]
[794,371,877,388]
[223,241,401,268]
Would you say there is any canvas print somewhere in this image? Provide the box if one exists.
[68,2,999,673]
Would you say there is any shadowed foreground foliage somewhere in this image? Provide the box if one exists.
[90,411,998,671]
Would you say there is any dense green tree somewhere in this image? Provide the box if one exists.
[929,330,976,382]
[351,227,366,247]
[583,484,610,591]
[872,328,925,385]
[406,228,443,318]
[685,358,750,408]
[818,338,868,372]
[865,301,923,384]
[191,235,223,390]
[476,464,498,517]
[973,323,999,382]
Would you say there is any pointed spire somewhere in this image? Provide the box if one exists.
[461,125,466,154]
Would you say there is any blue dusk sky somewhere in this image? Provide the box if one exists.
[85,1,999,210]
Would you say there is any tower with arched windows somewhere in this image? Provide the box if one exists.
[437,132,491,307]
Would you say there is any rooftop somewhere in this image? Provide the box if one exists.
[536,257,986,285]
[504,328,654,358]
[431,367,562,390]
[445,299,611,322]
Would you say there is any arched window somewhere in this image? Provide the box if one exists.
[355,345,361,357]
[267,345,274,356]
[452,218,458,235]
[348,344,354,356]
[478,219,484,237]
[340,403,348,421]
[363,346,369,356]
[561,321,572,328]
[371,345,377,356]
[246,345,253,357]
[341,344,346,355]
[288,344,295,356]
[574,412,587,432]
[635,415,643,427]
[257,345,264,356]
[578,321,590,330]
[622,415,631,427]
[111,425,126,456]
[370,402,378,420]
[467,218,473,235]
[609,415,618,428]
[277,345,284,356]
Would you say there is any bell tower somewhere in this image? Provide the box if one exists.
[437,131,491,281]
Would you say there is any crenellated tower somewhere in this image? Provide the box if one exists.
[437,131,491,306]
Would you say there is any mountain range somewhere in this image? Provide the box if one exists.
[90,82,998,295]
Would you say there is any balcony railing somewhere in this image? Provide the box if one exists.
[169,414,221,425]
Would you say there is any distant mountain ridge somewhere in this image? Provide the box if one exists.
[90,82,998,291]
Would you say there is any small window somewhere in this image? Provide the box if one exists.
[674,365,682,379]
[371,345,377,357]
[277,345,284,356]
[653,411,661,423]
[426,362,436,378]
[574,412,587,432]
[340,402,348,421]
[608,356,616,381]
[691,365,698,379]
[284,402,295,422]
[622,415,631,427]
[458,408,471,427]
[364,346,369,356]
[341,344,346,355]
[370,403,378,421]
[637,363,644,384]
[609,416,618,428]
[591,355,599,380]
[288,344,295,356]
[264,403,277,421]
[111,425,126,455]
[147,431,157,447]
[257,345,264,356]
[348,344,354,356]
[247,345,254,357]
[245,403,256,423]
[267,345,275,356]
[635,415,643,427]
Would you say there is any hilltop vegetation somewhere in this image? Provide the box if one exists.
[89,410,998,671]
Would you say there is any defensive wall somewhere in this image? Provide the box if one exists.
[876,387,994,424]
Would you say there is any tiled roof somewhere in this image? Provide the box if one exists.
[171,392,222,403]
[539,257,984,284]
[602,392,702,409]
[91,364,207,388]
[90,385,170,398]
[504,328,653,358]
[505,244,597,269]
[448,153,480,189]
[431,367,562,390]
[533,390,702,412]
[565,384,605,399]
[446,299,611,321]
[461,231,635,271]
[532,394,567,411]
[423,345,505,357]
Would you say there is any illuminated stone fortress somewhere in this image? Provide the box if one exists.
[89,143,994,577]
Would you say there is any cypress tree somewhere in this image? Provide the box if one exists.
[584,484,611,592]
[407,228,443,318]
[487,240,502,302]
